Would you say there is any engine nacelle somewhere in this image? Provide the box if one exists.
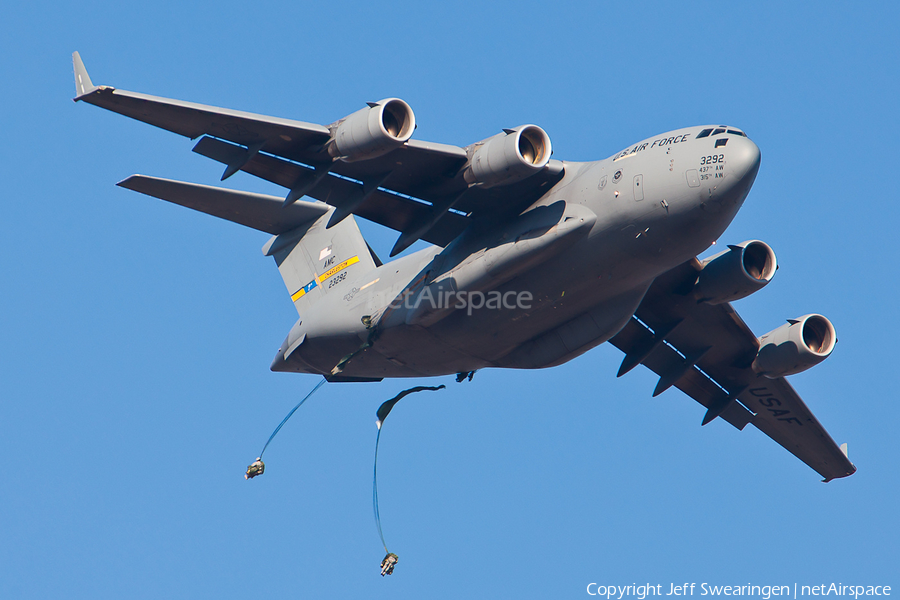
[329,98,415,162]
[752,314,837,378]
[463,125,551,188]
[694,240,777,304]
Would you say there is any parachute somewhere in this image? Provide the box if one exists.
[372,385,446,575]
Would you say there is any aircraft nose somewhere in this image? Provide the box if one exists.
[730,136,761,184]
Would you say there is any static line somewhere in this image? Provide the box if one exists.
[259,378,327,458]
[373,425,388,553]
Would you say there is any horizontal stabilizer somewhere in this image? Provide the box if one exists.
[117,175,328,234]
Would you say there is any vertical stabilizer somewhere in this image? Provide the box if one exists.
[263,208,377,317]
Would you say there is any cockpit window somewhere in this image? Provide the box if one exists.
[698,127,749,140]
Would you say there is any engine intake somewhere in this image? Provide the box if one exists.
[752,314,837,378]
[330,98,415,162]
[463,125,552,188]
[694,240,777,304]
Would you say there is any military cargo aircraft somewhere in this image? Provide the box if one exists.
[72,52,855,482]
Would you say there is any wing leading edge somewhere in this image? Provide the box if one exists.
[609,259,855,482]
[72,52,565,253]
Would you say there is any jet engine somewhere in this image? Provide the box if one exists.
[693,240,777,304]
[752,314,837,378]
[463,125,552,188]
[329,98,416,162]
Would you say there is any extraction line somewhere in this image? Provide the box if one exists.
[245,378,327,480]
[260,378,327,458]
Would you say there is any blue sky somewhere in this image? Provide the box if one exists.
[1,2,897,598]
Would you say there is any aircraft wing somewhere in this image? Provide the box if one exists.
[609,259,856,482]
[72,52,564,252]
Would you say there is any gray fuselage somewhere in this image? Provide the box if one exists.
[272,125,761,379]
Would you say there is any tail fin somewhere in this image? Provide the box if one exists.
[263,208,378,316]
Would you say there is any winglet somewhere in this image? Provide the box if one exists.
[822,444,854,482]
[72,51,99,99]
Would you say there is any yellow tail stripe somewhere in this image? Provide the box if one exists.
[289,255,360,303]
[319,255,360,281]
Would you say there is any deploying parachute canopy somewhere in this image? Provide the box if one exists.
[372,384,446,575]
[376,385,446,429]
